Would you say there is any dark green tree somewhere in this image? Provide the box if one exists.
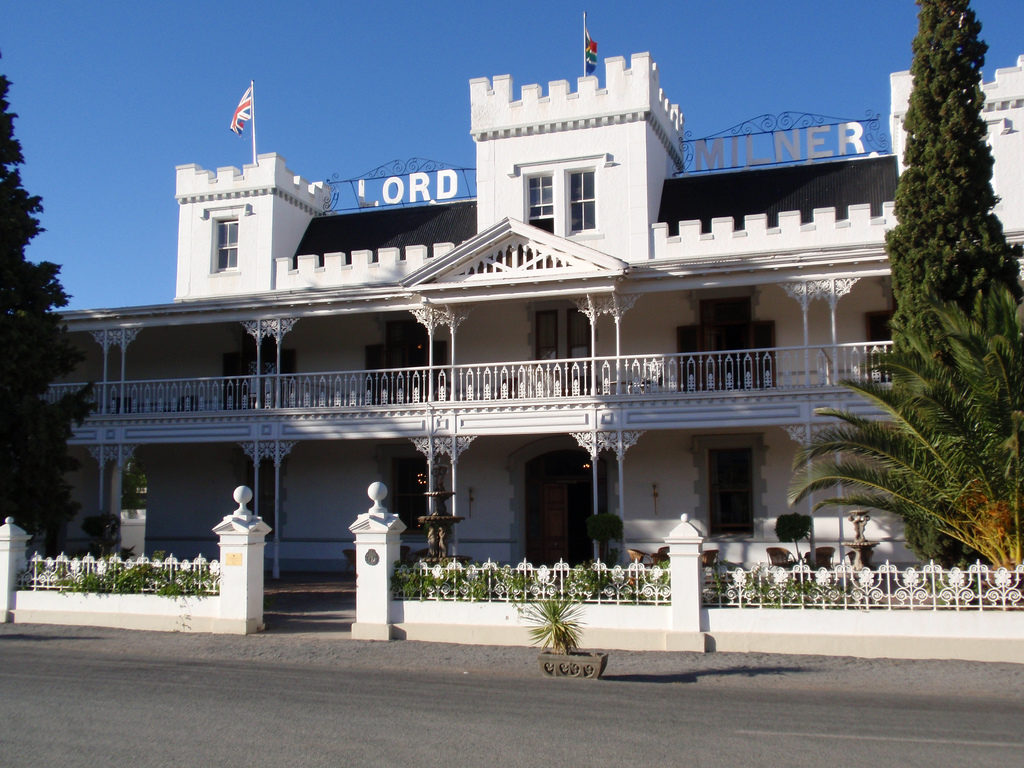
[884,0,1022,563]
[0,61,91,553]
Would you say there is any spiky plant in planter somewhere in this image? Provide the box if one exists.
[522,598,607,679]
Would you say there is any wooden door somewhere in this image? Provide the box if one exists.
[527,483,569,564]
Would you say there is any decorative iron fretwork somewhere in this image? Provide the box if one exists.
[411,304,474,334]
[238,440,296,467]
[593,430,645,458]
[434,435,477,462]
[781,281,813,310]
[90,328,141,353]
[323,158,476,213]
[571,431,598,457]
[87,444,137,465]
[784,278,861,310]
[574,292,638,323]
[242,317,298,342]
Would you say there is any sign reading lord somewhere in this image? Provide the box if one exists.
[688,119,873,173]
[358,170,460,206]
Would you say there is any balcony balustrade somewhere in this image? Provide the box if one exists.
[47,342,891,417]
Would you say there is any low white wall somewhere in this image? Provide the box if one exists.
[388,599,1024,661]
[392,600,700,652]
[10,590,256,634]
[704,607,1024,663]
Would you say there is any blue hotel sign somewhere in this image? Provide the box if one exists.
[680,112,890,174]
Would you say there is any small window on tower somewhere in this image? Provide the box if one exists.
[528,176,554,232]
[216,220,238,271]
[569,170,595,232]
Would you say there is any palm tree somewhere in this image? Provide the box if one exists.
[789,287,1023,568]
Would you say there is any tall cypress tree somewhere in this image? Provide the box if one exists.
[0,60,91,552]
[885,0,1023,565]
[887,0,1022,348]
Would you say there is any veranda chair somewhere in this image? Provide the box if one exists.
[627,548,654,565]
[700,549,719,568]
[814,546,835,568]
[766,547,796,566]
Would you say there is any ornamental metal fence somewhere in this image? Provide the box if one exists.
[392,559,671,605]
[702,561,1024,611]
[48,342,894,416]
[19,553,221,597]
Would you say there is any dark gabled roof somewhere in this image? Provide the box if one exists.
[657,155,898,235]
[294,200,478,259]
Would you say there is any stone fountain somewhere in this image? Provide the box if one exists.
[844,509,879,569]
[417,463,463,561]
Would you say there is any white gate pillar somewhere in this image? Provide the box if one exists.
[0,517,30,622]
[212,486,271,634]
[665,514,706,651]
[349,482,406,641]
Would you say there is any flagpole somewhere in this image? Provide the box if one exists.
[583,12,587,78]
[249,80,257,166]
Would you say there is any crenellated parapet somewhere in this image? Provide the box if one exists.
[470,52,683,166]
[275,243,456,291]
[651,202,894,263]
[176,153,329,215]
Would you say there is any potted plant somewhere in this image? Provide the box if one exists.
[522,598,607,679]
[585,513,623,563]
[774,512,812,562]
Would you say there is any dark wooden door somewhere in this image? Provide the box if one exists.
[527,483,569,564]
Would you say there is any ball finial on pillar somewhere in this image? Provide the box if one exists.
[367,482,388,511]
[233,485,254,517]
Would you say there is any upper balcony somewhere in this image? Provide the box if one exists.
[49,342,891,419]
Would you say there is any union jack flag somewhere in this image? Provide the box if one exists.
[230,83,253,135]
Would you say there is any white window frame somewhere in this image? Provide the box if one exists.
[567,169,596,233]
[214,218,239,272]
[527,175,554,231]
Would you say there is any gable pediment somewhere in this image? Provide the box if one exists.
[402,218,627,288]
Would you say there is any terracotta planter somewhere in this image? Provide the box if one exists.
[538,651,608,679]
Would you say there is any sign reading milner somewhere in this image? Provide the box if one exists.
[682,113,890,174]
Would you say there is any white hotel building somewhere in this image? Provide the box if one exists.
[54,53,1024,572]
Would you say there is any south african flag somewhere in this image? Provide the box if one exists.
[584,26,597,75]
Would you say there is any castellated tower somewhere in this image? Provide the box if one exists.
[890,55,1024,235]
[470,52,684,262]
[174,153,329,300]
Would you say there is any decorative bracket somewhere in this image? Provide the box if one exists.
[239,440,297,467]
[90,328,140,354]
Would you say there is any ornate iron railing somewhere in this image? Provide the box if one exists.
[703,561,1024,611]
[392,558,671,605]
[50,342,892,415]
[19,553,221,596]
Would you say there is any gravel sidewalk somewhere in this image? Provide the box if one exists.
[2,572,1021,700]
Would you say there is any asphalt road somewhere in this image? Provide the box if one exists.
[1,623,1022,768]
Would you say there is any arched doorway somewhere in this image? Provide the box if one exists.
[524,449,607,564]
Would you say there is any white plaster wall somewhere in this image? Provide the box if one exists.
[891,54,1024,235]
[121,323,239,380]
[280,440,379,541]
[64,332,104,382]
[286,313,387,372]
[174,154,327,300]
[472,53,682,266]
[447,435,521,562]
[454,302,530,364]
[143,443,239,560]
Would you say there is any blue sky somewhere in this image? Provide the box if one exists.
[4,0,1024,310]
